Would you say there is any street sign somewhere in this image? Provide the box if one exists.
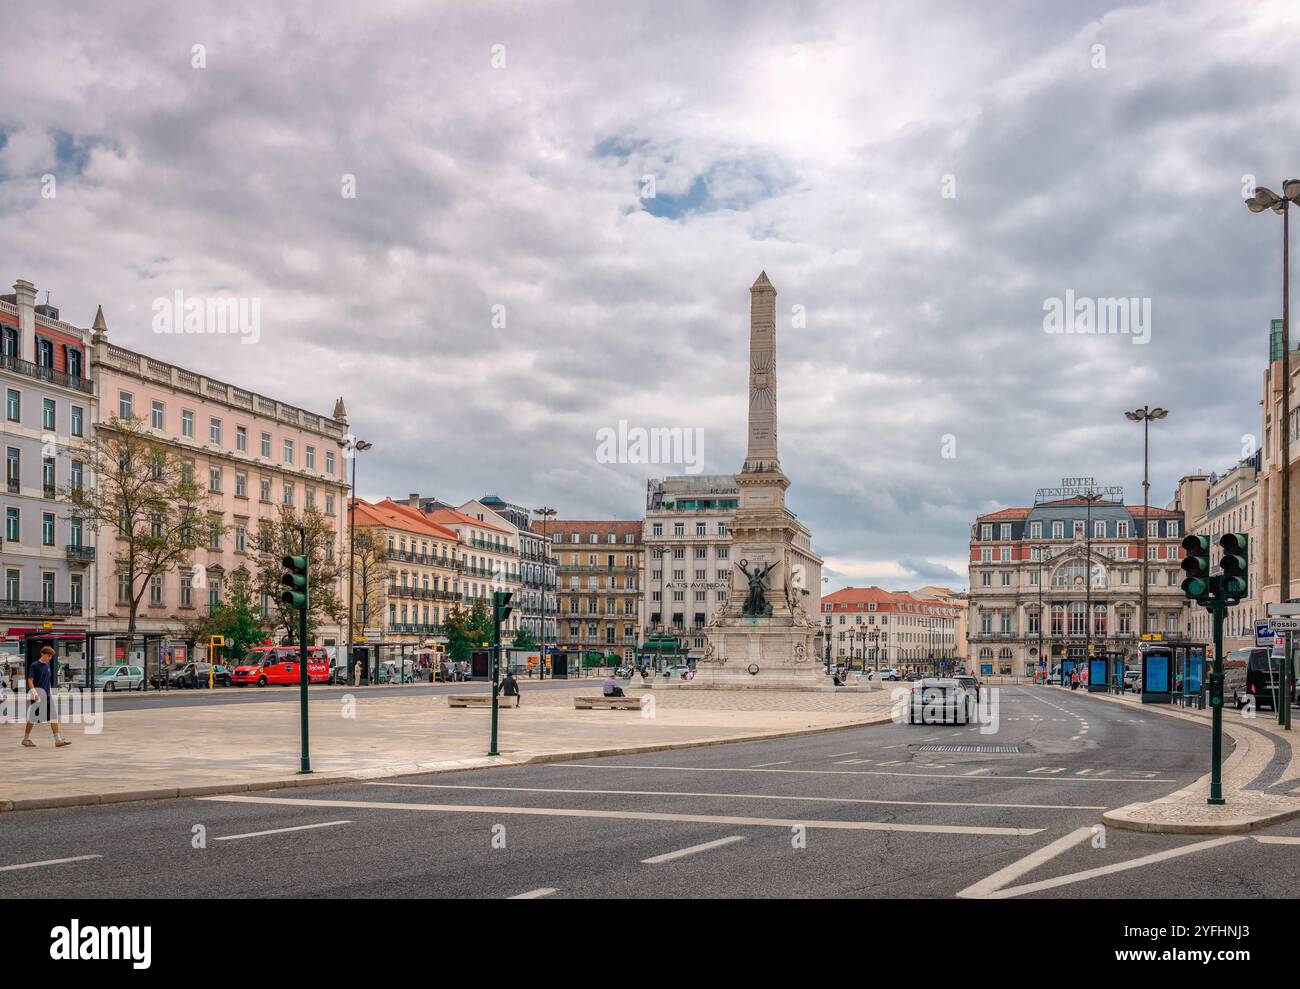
[1257,620,1274,646]
[1274,635,1287,660]
[1269,618,1300,632]
[1267,603,1300,617]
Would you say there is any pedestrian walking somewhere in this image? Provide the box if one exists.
[23,647,70,748]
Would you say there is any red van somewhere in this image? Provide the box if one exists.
[232,646,331,687]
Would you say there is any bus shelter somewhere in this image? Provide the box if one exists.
[1139,640,1207,706]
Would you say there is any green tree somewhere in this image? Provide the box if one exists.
[208,568,269,662]
[253,504,344,644]
[65,414,210,642]
[443,600,493,662]
[511,628,538,650]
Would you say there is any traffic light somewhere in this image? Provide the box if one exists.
[280,555,309,610]
[493,590,513,625]
[1219,532,1249,600]
[1180,534,1211,600]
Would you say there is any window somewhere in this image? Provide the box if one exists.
[42,398,55,430]
[5,446,17,491]
[119,392,133,419]
[260,477,271,502]
[42,512,55,546]
[6,389,19,422]
[71,405,83,437]
[41,572,55,605]
[70,516,82,547]
[1168,521,1180,538]
[150,400,165,430]
[208,466,221,492]
[235,472,247,498]
[70,573,82,607]
[117,572,130,604]
[306,446,315,469]
[236,425,247,452]
[149,574,163,606]
[1117,520,1129,538]
[325,493,335,515]
[1052,521,1064,539]
[4,507,18,542]
[325,450,335,475]
[209,418,222,445]
[283,439,294,464]
[235,526,246,552]
[261,432,272,457]
[1000,523,1011,540]
[283,482,294,505]
[209,521,221,551]
[181,573,193,608]
[1029,521,1042,539]
[1094,520,1105,538]
[4,568,18,602]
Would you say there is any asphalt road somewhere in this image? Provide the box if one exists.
[2,685,1296,899]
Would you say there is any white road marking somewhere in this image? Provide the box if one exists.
[751,761,791,768]
[366,781,1107,811]
[642,836,746,864]
[826,752,858,758]
[1255,836,1300,845]
[958,830,1245,899]
[963,769,993,776]
[214,819,352,841]
[571,764,1174,784]
[508,887,558,899]
[0,854,102,873]
[196,794,1044,837]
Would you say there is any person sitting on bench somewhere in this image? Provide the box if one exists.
[602,675,625,698]
[500,671,521,705]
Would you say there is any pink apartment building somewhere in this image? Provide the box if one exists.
[88,315,351,659]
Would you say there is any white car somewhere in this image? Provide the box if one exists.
[94,665,145,691]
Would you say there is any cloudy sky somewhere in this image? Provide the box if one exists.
[3,0,1298,592]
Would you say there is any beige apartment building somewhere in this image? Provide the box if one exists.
[90,318,350,654]
[418,504,522,638]
[639,475,737,663]
[351,499,461,647]
[1175,459,1262,654]
[549,520,643,663]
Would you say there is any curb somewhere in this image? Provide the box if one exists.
[1049,685,1300,834]
[0,710,896,814]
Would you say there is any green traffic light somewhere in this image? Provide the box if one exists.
[1180,575,1209,599]
[281,554,309,609]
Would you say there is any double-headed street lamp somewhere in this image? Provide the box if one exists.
[1125,406,1168,640]
[338,435,372,683]
[1246,181,1299,730]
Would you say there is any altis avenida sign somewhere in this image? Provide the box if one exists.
[1034,477,1124,503]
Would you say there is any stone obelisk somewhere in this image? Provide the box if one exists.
[690,272,825,689]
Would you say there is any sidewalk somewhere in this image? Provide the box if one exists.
[0,683,898,812]
[1055,685,1300,834]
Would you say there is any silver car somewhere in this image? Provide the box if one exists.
[906,677,976,725]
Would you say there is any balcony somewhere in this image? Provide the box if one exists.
[5,478,17,494]
[66,544,95,563]
[0,354,93,394]
[0,599,83,618]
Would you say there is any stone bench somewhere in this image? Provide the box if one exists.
[448,694,518,708]
[574,695,644,711]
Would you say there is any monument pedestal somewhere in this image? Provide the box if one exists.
[689,618,832,689]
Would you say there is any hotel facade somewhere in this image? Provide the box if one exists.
[967,482,1191,677]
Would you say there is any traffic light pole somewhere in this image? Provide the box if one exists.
[297,527,311,774]
[489,607,501,758]
[1207,596,1225,805]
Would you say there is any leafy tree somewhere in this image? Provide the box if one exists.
[208,568,269,662]
[511,628,538,650]
[443,600,492,662]
[65,414,211,642]
[347,526,388,645]
[253,504,344,644]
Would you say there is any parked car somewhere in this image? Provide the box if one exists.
[94,665,145,691]
[186,663,231,688]
[1123,669,1141,692]
[876,668,902,681]
[662,664,692,680]
[954,674,980,697]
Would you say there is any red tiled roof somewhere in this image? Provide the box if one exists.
[1125,505,1181,518]
[426,507,510,534]
[351,499,460,541]
[547,520,643,542]
[823,586,956,616]
[974,508,1031,522]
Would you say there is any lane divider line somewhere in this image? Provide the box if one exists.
[195,794,1045,837]
[508,887,558,899]
[570,764,1175,784]
[214,820,352,841]
[0,854,102,873]
[642,836,746,864]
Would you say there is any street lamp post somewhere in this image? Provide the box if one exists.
[1083,489,1104,680]
[1125,406,1168,642]
[1247,181,1300,731]
[533,507,556,682]
[337,436,372,685]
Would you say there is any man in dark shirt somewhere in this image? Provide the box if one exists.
[23,646,70,748]
[500,672,521,705]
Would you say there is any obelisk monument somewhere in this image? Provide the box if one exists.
[690,272,825,689]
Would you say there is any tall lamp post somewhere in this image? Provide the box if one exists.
[1125,406,1168,642]
[1082,489,1104,679]
[337,436,372,684]
[1035,542,1050,682]
[1247,181,1300,731]
[533,506,556,681]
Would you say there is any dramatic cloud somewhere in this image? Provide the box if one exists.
[3,0,1298,591]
